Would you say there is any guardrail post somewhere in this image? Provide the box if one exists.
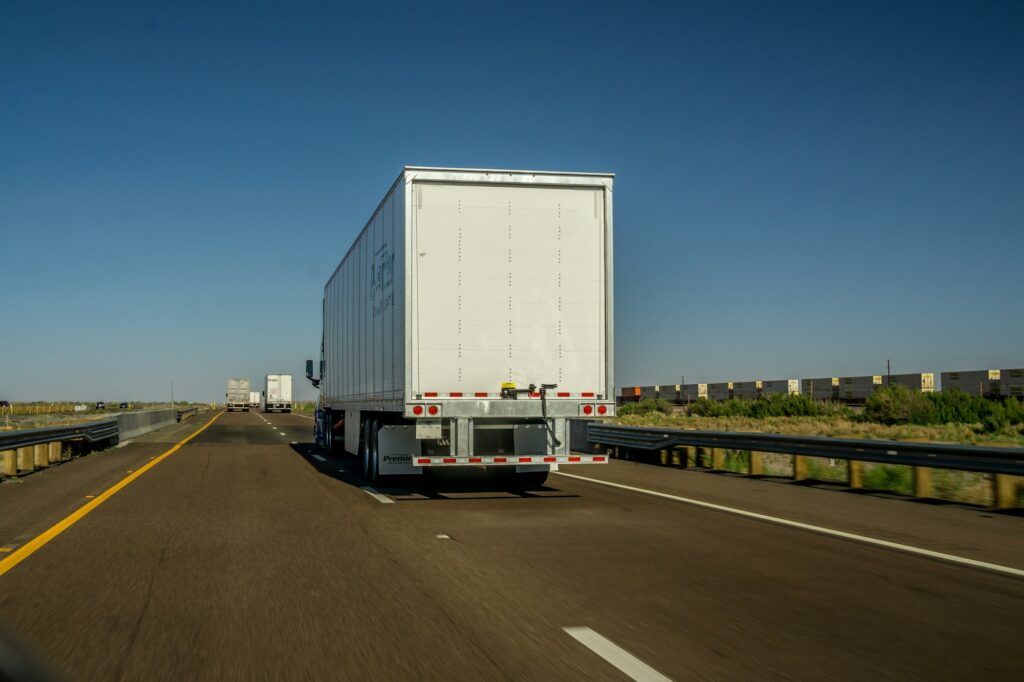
[848,460,864,489]
[992,475,1021,509]
[749,450,764,476]
[48,441,61,464]
[913,466,933,499]
[2,450,15,477]
[17,447,34,473]
[793,455,810,481]
[33,444,49,469]
[670,446,684,467]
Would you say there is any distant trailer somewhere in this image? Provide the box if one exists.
[639,385,658,401]
[708,382,733,401]
[887,373,935,393]
[681,384,708,402]
[732,381,762,400]
[839,375,883,401]
[1000,368,1024,398]
[658,384,680,402]
[941,370,1000,397]
[762,379,800,396]
[802,377,839,400]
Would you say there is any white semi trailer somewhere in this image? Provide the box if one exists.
[226,378,251,412]
[307,166,615,485]
[263,374,293,413]
[249,391,261,408]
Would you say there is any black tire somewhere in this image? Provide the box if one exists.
[509,470,549,488]
[367,419,381,484]
[360,419,371,479]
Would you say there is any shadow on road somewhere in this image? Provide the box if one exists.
[287,442,579,502]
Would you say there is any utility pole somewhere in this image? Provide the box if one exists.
[887,359,891,386]
[171,381,174,410]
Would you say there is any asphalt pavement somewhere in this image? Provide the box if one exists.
[1,410,1022,681]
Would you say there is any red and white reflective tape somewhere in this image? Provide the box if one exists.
[419,391,602,399]
[414,454,607,466]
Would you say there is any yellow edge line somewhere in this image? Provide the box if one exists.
[0,411,224,578]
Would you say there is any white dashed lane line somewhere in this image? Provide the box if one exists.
[360,487,395,504]
[563,627,672,681]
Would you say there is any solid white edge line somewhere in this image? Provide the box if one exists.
[311,454,327,462]
[360,487,395,504]
[563,627,671,682]
[554,471,1024,579]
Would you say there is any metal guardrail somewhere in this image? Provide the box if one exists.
[587,423,1024,508]
[0,419,119,452]
[176,407,199,422]
[587,424,1024,476]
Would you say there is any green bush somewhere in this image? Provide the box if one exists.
[863,387,1022,430]
[618,398,673,416]
[685,394,851,419]
[864,385,936,425]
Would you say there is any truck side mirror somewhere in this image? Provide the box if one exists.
[305,359,314,380]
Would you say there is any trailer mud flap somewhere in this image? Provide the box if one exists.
[378,425,423,475]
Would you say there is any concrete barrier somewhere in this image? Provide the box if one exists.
[117,410,178,441]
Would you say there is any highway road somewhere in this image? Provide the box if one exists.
[1,410,1022,680]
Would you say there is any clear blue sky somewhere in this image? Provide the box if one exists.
[2,1,1022,402]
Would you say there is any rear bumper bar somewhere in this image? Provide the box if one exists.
[414,454,607,466]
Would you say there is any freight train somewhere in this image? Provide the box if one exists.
[620,368,1023,405]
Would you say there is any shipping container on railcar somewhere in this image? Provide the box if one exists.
[732,381,762,400]
[839,375,883,401]
[658,384,680,402]
[708,382,733,401]
[801,377,839,400]
[618,387,641,404]
[941,370,1000,397]
[886,373,935,393]
[618,387,641,405]
[681,384,708,402]
[306,167,615,485]
[1000,369,1024,398]
[762,379,800,396]
[639,385,659,401]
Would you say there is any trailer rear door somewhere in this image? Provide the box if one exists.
[411,181,607,397]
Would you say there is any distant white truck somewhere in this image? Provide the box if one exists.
[262,374,293,413]
[249,391,261,408]
[226,378,251,412]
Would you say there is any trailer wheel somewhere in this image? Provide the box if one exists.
[370,417,382,481]
[359,419,371,479]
